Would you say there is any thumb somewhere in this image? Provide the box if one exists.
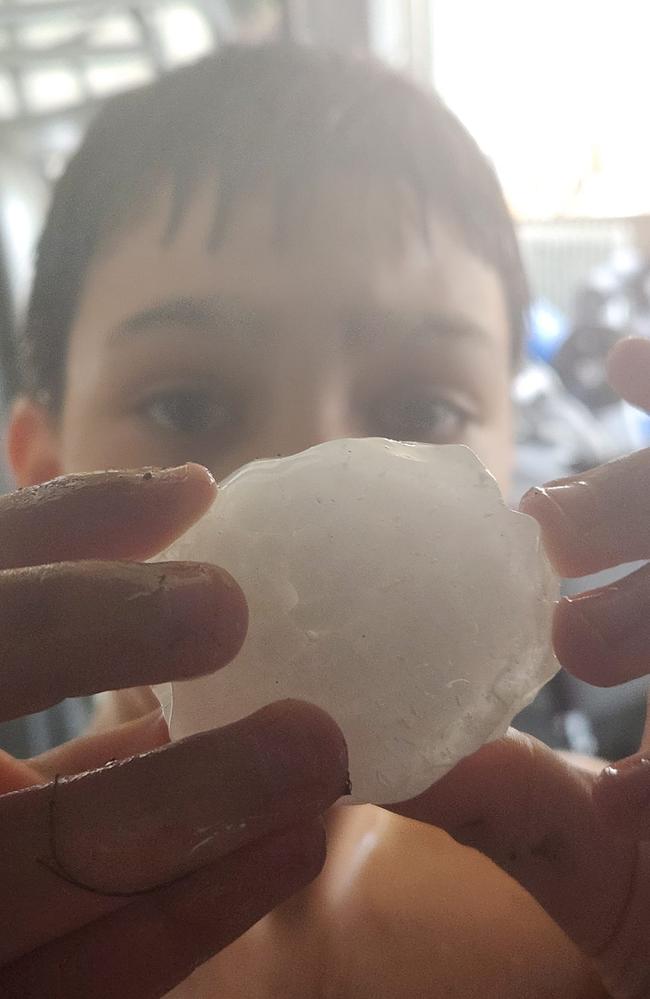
[593,689,650,840]
[391,731,650,998]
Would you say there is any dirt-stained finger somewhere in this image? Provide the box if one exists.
[0,559,247,722]
[0,699,348,968]
[0,463,216,569]
[520,448,650,577]
[0,821,325,999]
[553,562,650,685]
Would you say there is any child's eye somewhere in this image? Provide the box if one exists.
[367,393,474,444]
[139,387,237,436]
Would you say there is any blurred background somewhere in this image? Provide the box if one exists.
[0,0,647,760]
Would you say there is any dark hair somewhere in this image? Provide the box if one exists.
[19,43,528,408]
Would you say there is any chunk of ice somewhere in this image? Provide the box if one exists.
[153,440,559,803]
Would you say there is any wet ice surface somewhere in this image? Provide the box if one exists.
[153,439,559,804]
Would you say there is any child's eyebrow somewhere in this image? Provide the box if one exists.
[109,296,265,344]
[344,309,496,351]
[108,297,497,355]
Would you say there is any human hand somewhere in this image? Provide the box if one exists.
[0,464,348,999]
[392,338,650,998]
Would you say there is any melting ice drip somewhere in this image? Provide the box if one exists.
[153,439,558,804]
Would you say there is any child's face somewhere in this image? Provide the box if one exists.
[13,176,514,491]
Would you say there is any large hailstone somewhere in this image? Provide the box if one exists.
[153,439,559,803]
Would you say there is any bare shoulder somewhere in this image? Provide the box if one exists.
[164,803,607,998]
[308,804,607,999]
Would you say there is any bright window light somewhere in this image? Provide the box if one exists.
[22,65,83,112]
[86,56,154,97]
[430,0,650,220]
[150,3,213,65]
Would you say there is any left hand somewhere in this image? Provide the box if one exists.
[0,466,347,999]
[392,337,650,999]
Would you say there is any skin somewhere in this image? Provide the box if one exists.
[14,179,512,733]
[22,177,513,487]
[4,177,650,995]
[396,340,650,998]
[0,465,348,997]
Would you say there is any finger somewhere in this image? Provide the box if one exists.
[607,337,650,412]
[520,448,650,576]
[553,561,650,684]
[389,733,650,999]
[0,699,348,966]
[0,559,247,722]
[592,751,650,998]
[1,820,325,999]
[30,709,170,782]
[0,463,215,569]
[0,751,43,795]
[593,753,650,840]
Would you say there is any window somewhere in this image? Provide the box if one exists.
[370,0,650,221]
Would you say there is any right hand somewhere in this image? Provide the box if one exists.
[393,340,650,998]
[0,463,348,999]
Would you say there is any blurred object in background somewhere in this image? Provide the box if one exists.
[521,216,650,451]
[280,0,369,49]
[369,0,432,81]
[519,219,629,315]
[0,152,48,401]
[511,361,612,500]
[0,150,47,505]
[573,216,650,338]
[0,1,277,181]
[555,214,650,448]
[561,216,650,417]
[527,297,569,365]
[553,324,622,412]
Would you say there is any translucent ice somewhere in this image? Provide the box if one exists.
[153,439,559,804]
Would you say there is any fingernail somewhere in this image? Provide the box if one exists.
[133,463,216,490]
[520,481,590,530]
[520,478,615,578]
[152,463,216,487]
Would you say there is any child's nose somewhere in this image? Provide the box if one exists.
[268,362,358,457]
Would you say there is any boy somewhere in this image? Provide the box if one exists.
[4,44,650,997]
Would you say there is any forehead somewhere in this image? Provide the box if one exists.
[71,176,510,350]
